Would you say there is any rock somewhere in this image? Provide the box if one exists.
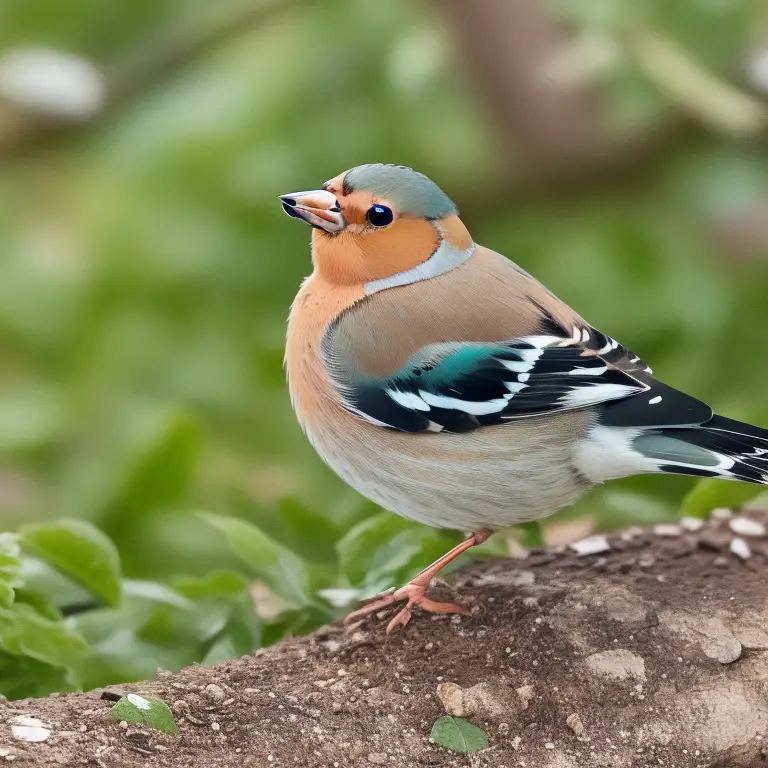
[700,631,742,664]
[653,523,682,537]
[731,613,768,649]
[569,535,610,556]
[661,612,742,664]
[204,684,226,701]
[566,712,584,736]
[463,682,507,718]
[730,537,751,560]
[585,650,646,682]
[584,584,651,625]
[516,684,534,708]
[436,682,464,717]
[10,716,52,743]
[680,516,705,532]
[437,681,508,718]
[729,517,766,538]
[712,508,733,520]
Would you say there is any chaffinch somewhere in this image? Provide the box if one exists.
[281,163,768,632]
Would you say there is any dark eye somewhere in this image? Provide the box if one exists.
[366,204,394,227]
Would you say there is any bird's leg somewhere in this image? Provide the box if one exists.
[344,528,492,633]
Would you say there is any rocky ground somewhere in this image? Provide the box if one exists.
[2,510,768,767]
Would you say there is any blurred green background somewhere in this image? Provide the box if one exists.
[1,0,768,699]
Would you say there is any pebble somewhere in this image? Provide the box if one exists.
[436,682,464,717]
[653,523,682,537]
[516,685,534,708]
[729,517,766,538]
[730,537,752,560]
[585,650,646,682]
[566,712,585,736]
[204,684,226,701]
[545,742,555,749]
[680,516,705,532]
[569,535,610,556]
[9,716,52,743]
[711,508,733,520]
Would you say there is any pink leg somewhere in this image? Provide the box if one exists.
[344,529,492,633]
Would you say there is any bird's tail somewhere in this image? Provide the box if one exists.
[637,415,768,485]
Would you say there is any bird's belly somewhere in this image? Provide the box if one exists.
[304,414,594,532]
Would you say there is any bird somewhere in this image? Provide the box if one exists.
[281,163,768,633]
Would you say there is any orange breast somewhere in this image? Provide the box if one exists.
[285,274,365,432]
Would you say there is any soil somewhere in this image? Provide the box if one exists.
[2,512,768,767]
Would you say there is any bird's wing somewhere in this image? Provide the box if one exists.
[328,337,651,432]
[322,245,713,433]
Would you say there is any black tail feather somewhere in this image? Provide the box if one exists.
[657,414,768,485]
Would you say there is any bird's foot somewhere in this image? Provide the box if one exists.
[343,582,468,634]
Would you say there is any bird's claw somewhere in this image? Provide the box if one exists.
[343,583,468,633]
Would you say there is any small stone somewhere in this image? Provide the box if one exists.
[730,537,751,560]
[9,716,52,743]
[544,742,555,749]
[516,684,534,708]
[729,517,766,538]
[712,507,733,521]
[211,722,220,732]
[499,722,510,735]
[119,721,128,729]
[653,523,682,537]
[436,682,464,717]
[204,684,226,701]
[566,712,584,736]
[511,736,522,750]
[367,753,388,764]
[700,630,742,664]
[680,516,705,532]
[332,702,343,714]
[585,649,646,681]
[569,535,610,556]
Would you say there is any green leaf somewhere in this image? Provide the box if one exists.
[0,533,20,608]
[337,513,414,586]
[274,498,341,566]
[111,694,178,735]
[200,513,309,609]
[110,409,201,515]
[429,716,487,754]
[20,519,122,607]
[173,570,248,600]
[0,653,77,700]
[0,603,89,669]
[681,479,763,518]
[0,533,21,574]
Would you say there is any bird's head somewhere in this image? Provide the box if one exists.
[279,164,473,288]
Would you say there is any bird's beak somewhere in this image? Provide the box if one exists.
[279,189,346,234]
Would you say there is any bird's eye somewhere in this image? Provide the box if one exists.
[366,204,394,227]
